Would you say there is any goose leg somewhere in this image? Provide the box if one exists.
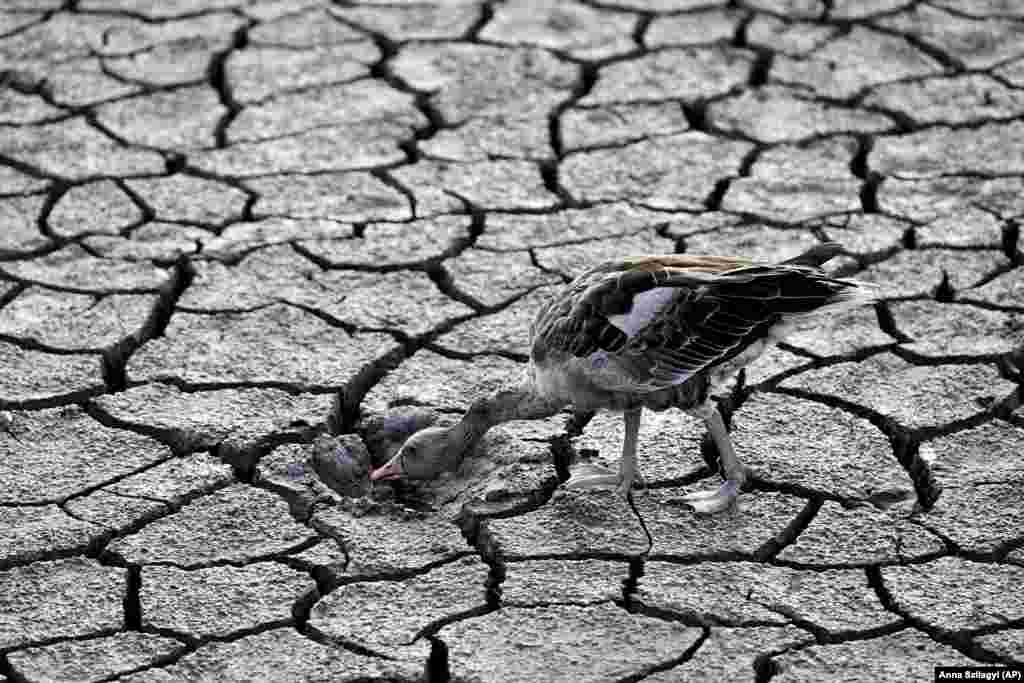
[564,407,642,498]
[616,407,641,498]
[682,403,747,515]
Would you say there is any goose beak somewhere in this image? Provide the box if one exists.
[370,454,403,481]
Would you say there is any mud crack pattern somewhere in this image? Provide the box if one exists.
[1,0,1023,681]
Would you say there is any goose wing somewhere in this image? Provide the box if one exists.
[532,246,857,390]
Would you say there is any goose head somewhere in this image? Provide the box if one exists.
[369,425,470,481]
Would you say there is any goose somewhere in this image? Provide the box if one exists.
[370,243,873,514]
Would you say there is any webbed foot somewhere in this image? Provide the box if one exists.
[563,463,620,490]
[563,463,640,498]
[681,479,742,515]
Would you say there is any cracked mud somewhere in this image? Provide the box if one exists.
[1,1,1023,681]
